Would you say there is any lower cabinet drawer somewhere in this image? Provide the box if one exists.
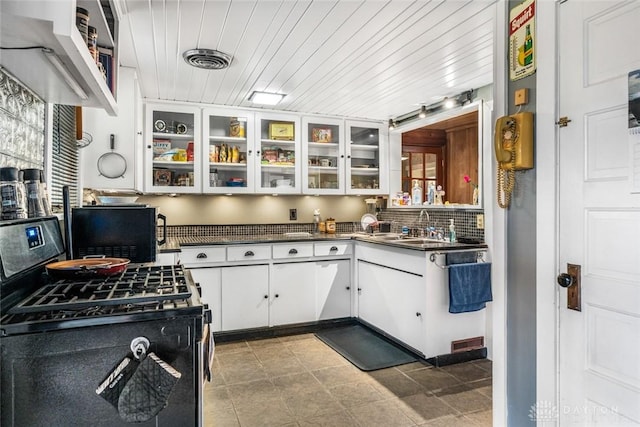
[180,246,226,265]
[272,242,314,259]
[227,245,271,262]
[314,242,352,256]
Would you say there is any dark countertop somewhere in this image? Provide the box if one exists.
[158,233,486,254]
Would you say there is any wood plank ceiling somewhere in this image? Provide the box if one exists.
[117,0,496,122]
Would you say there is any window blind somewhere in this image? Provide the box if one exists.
[50,104,79,211]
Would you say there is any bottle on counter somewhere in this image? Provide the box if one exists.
[313,209,321,233]
[411,179,422,205]
[449,219,456,243]
[427,183,435,205]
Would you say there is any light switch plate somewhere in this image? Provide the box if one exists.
[476,214,484,229]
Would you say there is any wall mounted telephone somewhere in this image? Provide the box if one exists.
[494,112,534,208]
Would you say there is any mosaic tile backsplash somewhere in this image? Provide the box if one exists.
[160,208,484,241]
[0,68,45,170]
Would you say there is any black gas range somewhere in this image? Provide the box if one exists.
[0,217,211,427]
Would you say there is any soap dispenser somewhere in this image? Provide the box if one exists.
[449,219,456,243]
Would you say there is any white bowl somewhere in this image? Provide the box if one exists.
[97,196,139,205]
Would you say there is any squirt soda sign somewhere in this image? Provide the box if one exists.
[509,0,536,81]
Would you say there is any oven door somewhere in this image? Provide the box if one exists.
[1,318,200,427]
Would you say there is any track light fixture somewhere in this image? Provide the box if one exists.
[388,89,475,130]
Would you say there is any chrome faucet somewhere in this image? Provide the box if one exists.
[419,209,430,224]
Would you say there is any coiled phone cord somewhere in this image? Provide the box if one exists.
[497,119,518,209]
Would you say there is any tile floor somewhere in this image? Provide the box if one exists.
[204,333,492,427]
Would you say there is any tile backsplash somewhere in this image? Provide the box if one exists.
[160,208,484,241]
[378,208,485,241]
[0,67,45,170]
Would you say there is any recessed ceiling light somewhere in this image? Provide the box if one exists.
[443,98,455,109]
[249,91,285,105]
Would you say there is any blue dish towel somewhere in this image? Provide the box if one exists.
[448,262,492,313]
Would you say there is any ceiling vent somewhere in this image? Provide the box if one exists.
[182,49,232,70]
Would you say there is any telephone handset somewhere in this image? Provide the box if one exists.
[494,112,534,208]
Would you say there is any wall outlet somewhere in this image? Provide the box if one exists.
[289,209,297,221]
[476,214,484,230]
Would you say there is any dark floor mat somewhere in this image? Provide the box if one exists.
[315,325,417,371]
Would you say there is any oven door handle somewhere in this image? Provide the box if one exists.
[202,307,214,383]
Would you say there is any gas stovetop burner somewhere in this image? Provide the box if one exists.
[8,264,192,315]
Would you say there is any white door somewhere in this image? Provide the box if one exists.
[558,1,640,424]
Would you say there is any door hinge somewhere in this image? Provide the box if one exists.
[556,117,572,127]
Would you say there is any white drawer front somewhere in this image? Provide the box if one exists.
[314,242,352,256]
[180,246,226,266]
[272,242,314,259]
[227,245,271,262]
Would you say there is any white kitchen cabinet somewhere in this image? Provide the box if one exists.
[0,0,119,115]
[255,112,301,194]
[316,259,351,320]
[81,67,141,191]
[301,117,344,194]
[220,265,269,331]
[202,107,255,193]
[345,120,388,194]
[357,260,426,354]
[270,262,316,325]
[144,103,202,193]
[189,267,222,332]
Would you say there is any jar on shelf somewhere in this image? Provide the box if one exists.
[76,7,89,45]
[88,26,98,63]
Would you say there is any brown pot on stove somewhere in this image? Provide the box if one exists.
[46,257,130,279]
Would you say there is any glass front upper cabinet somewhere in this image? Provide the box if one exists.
[302,117,344,194]
[255,113,301,194]
[145,103,201,193]
[202,108,255,194]
[345,120,388,194]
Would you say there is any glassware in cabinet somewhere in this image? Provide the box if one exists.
[203,108,254,193]
[302,117,344,194]
[346,120,388,194]
[145,104,201,193]
[255,113,301,194]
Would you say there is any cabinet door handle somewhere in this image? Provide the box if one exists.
[275,294,280,298]
[248,150,253,155]
[244,251,255,257]
[288,248,298,255]
[357,287,362,291]
[330,246,338,252]
[264,295,268,299]
[346,286,350,290]
[416,312,422,317]
[340,154,345,158]
[196,253,207,259]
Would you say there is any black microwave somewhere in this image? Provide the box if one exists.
[71,206,166,263]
